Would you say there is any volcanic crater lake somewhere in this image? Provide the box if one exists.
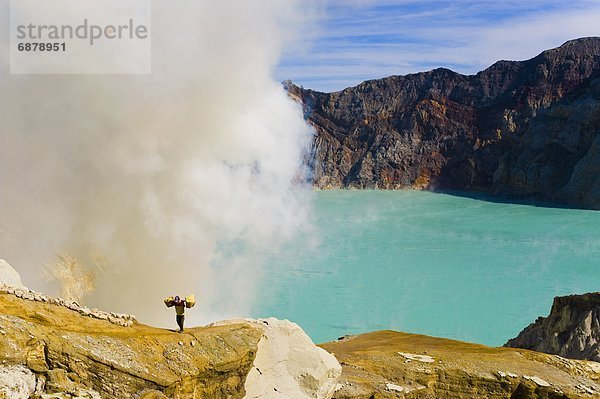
[254,190,600,346]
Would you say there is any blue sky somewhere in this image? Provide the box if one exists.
[276,0,600,92]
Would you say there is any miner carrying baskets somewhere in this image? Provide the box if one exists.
[164,294,196,332]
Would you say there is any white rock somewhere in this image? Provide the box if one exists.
[79,307,92,316]
[385,382,424,393]
[34,374,46,394]
[576,384,594,394]
[586,362,600,373]
[93,312,109,321]
[523,375,551,387]
[397,352,435,363]
[0,259,26,289]
[386,383,408,393]
[212,318,342,399]
[0,365,36,399]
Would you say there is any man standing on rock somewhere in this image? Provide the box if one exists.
[164,295,195,332]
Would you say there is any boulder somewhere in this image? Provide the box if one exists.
[0,365,36,399]
[211,318,342,399]
[0,259,25,289]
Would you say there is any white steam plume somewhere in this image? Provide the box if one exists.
[0,0,319,327]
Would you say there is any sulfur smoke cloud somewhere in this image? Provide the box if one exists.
[0,1,319,326]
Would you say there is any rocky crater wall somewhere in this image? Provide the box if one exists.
[290,37,600,209]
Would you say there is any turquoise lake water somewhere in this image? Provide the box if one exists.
[254,190,600,346]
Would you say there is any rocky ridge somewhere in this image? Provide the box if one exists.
[0,290,260,399]
[506,292,600,362]
[0,284,136,328]
[289,37,600,209]
[0,260,341,399]
[322,330,600,399]
[0,292,341,399]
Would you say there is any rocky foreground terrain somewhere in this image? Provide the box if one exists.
[1,256,341,399]
[0,286,340,399]
[323,331,599,399]
[506,292,600,362]
[1,260,599,398]
[2,287,599,399]
[289,37,600,209]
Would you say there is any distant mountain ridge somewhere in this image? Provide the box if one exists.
[288,37,600,209]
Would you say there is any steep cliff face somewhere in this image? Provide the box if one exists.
[322,330,600,399]
[505,292,600,362]
[493,76,600,208]
[290,37,600,209]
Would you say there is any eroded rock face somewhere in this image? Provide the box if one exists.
[0,291,264,398]
[493,76,600,207]
[322,331,600,399]
[0,259,25,289]
[505,292,600,362]
[290,37,600,209]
